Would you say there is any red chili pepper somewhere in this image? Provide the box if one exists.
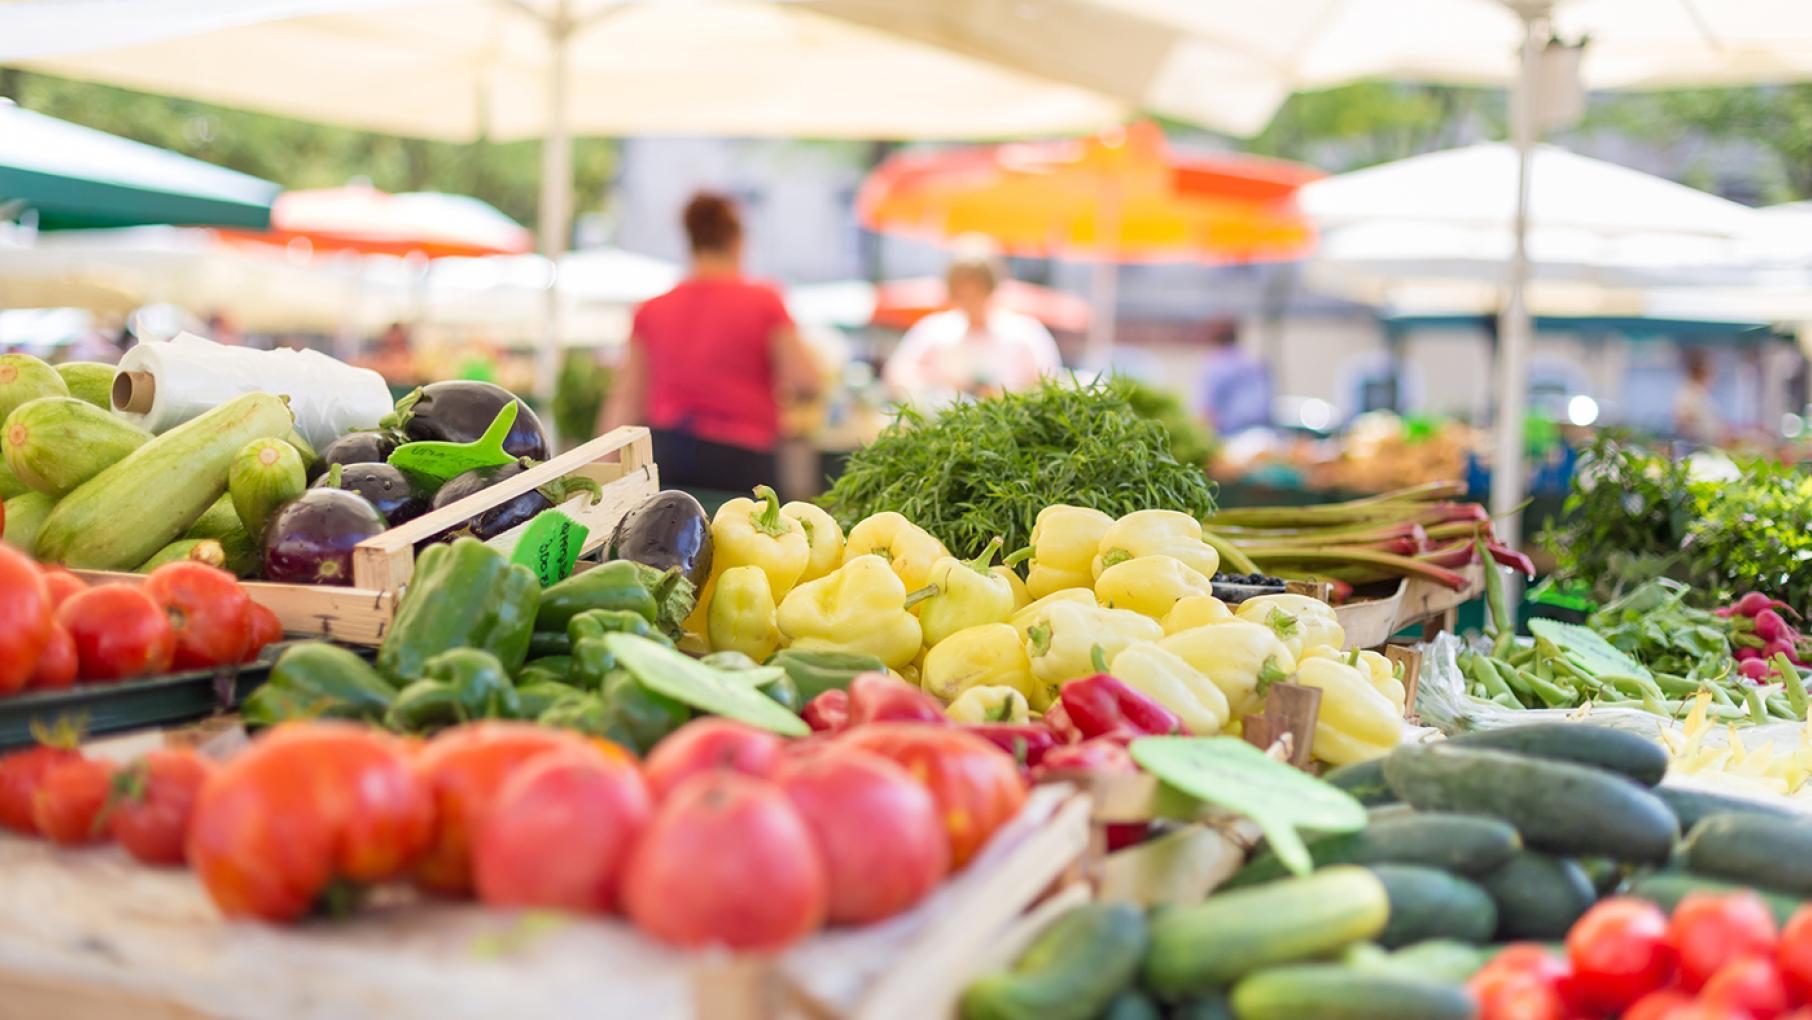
[1059,674,1182,740]
[962,724,1059,768]
[845,672,949,727]
[1035,737,1138,778]
[801,689,850,733]
[1487,542,1537,578]
[1041,700,1083,744]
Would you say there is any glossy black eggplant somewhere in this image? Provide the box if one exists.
[318,430,402,474]
[262,489,387,585]
[387,381,549,460]
[314,462,429,526]
[606,490,713,590]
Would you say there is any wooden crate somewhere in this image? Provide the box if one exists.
[79,427,658,647]
[1334,562,1485,650]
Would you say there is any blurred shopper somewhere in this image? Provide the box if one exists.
[600,192,819,491]
[1195,319,1271,434]
[882,238,1062,402]
[1674,347,1723,445]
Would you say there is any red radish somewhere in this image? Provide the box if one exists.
[1739,658,1772,683]
[1731,593,1792,618]
[1756,610,1792,644]
[1763,640,1797,663]
[1737,645,1763,662]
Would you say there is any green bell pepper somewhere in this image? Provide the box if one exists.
[425,648,520,720]
[515,681,577,718]
[765,648,887,701]
[569,609,669,689]
[242,642,395,727]
[527,629,572,658]
[516,665,569,689]
[523,655,574,677]
[386,678,463,732]
[599,669,691,753]
[535,561,660,635]
[537,691,614,738]
[703,651,800,712]
[377,538,540,682]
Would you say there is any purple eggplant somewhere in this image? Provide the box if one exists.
[606,490,713,590]
[430,459,600,542]
[386,381,549,461]
[313,462,428,526]
[320,430,402,468]
[262,488,387,585]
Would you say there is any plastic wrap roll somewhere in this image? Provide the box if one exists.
[113,333,393,450]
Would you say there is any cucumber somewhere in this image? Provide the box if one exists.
[0,459,27,499]
[0,353,67,422]
[1627,871,1803,926]
[137,538,226,572]
[283,428,319,471]
[1382,743,1677,864]
[1368,864,1497,948]
[3,397,152,497]
[36,392,293,569]
[1449,723,1668,787]
[1683,813,1812,896]
[3,490,55,553]
[184,493,262,578]
[53,362,116,408]
[1657,785,1799,831]
[1326,758,1398,806]
[1478,852,1597,940]
[1228,813,1521,888]
[959,903,1146,1020]
[1365,940,1491,983]
[1170,996,1234,1020]
[229,438,306,542]
[1144,866,1389,1000]
[1100,991,1161,1020]
[1229,964,1477,1020]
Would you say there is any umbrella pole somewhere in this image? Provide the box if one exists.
[1490,4,1546,610]
[536,0,573,430]
[1086,260,1118,371]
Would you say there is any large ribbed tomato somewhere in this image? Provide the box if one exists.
[142,561,251,670]
[836,723,1027,868]
[109,748,215,867]
[413,722,595,896]
[641,718,784,800]
[473,744,651,913]
[0,544,52,693]
[58,584,174,681]
[187,723,432,922]
[0,745,83,834]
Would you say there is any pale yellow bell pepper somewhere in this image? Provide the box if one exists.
[843,511,947,592]
[1300,646,1406,714]
[1023,505,1113,599]
[1095,554,1214,619]
[1235,593,1346,658]
[943,684,1031,725]
[921,623,1035,702]
[777,554,923,669]
[1109,642,1229,735]
[1024,601,1163,709]
[993,565,1032,612]
[1162,594,1233,635]
[1091,510,1219,580]
[1159,620,1296,719]
[781,501,845,583]
[1009,588,1097,643]
[1293,655,1405,766]
[706,565,780,661]
[915,538,1017,647]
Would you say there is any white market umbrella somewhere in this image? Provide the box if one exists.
[420,246,680,343]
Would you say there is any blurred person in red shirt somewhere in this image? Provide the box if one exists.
[600,192,819,491]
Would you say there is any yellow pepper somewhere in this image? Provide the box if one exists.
[713,485,810,598]
[944,685,1030,724]
[1293,655,1405,766]
[1024,601,1163,709]
[843,511,947,592]
[776,555,923,669]
[993,565,1032,612]
[1304,647,1408,716]
[1109,642,1229,735]
[1091,510,1220,581]
[922,623,1035,702]
[706,565,780,661]
[1162,594,1233,635]
[1095,554,1214,619]
[1009,588,1097,643]
[1235,593,1345,658]
[1159,620,1297,719]
[781,501,845,583]
[915,538,1016,647]
[1023,504,1113,599]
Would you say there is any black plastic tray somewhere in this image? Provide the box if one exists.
[0,642,296,750]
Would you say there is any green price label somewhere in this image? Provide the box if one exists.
[387,401,520,486]
[511,509,589,587]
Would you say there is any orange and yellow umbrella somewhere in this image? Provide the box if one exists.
[857,121,1323,264]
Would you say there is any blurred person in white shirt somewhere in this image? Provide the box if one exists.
[883,239,1062,403]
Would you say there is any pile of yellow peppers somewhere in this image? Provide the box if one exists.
[688,492,1414,766]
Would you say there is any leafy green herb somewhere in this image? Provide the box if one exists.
[819,378,1217,558]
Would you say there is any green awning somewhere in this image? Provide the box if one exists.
[0,102,277,230]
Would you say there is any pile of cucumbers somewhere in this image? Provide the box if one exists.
[963,723,1812,1020]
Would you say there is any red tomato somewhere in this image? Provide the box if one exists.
[0,745,82,834]
[26,624,77,690]
[777,746,950,925]
[1671,1003,1770,1020]
[39,568,87,611]
[1779,906,1812,1002]
[835,723,1027,868]
[142,562,251,670]
[642,718,785,800]
[242,602,282,661]
[1781,1010,1812,1020]
[0,544,52,694]
[58,584,175,681]
[108,749,215,867]
[1668,892,1780,990]
[1701,955,1792,1019]
[623,771,827,950]
[1470,945,1573,1020]
[413,722,594,896]
[1624,990,1696,1020]
[31,757,117,846]
[187,723,432,921]
[473,744,651,913]
[1567,898,1677,1014]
